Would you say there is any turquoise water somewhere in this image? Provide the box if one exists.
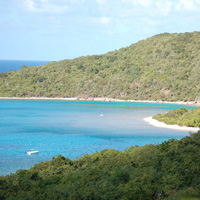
[0,60,51,73]
[0,100,196,176]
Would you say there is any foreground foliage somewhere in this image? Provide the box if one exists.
[153,107,200,127]
[0,32,200,101]
[0,132,200,200]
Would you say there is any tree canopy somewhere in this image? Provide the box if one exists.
[153,107,200,127]
[0,32,200,101]
[0,132,200,200]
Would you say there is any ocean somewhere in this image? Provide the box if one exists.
[0,60,51,73]
[0,100,196,176]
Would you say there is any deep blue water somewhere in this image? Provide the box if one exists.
[0,60,51,73]
[0,100,197,176]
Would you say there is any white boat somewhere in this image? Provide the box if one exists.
[27,150,39,155]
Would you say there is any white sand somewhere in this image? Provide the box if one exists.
[0,97,199,105]
[144,116,199,132]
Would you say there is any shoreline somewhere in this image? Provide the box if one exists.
[0,97,199,106]
[144,116,200,132]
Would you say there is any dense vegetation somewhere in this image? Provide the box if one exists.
[153,107,200,127]
[0,32,200,101]
[0,132,200,200]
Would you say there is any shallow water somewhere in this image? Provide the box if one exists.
[0,100,196,175]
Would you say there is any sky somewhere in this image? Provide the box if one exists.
[0,0,200,61]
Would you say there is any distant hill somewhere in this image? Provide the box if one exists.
[0,32,200,101]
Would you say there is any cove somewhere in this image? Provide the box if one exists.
[0,100,196,175]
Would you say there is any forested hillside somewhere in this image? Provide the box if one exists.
[0,32,200,101]
[153,107,200,127]
[0,132,200,200]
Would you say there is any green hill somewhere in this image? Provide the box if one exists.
[153,107,200,127]
[1,132,200,200]
[1,32,200,101]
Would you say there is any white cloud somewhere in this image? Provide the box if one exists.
[40,0,48,3]
[175,0,197,11]
[155,1,172,16]
[96,0,106,4]
[99,17,111,25]
[23,0,68,14]
[135,0,153,7]
[25,0,37,12]
[121,0,200,13]
[2,0,200,61]
[122,0,153,7]
[120,0,173,17]
[195,0,200,4]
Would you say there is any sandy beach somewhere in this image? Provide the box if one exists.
[0,97,199,106]
[144,116,199,132]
